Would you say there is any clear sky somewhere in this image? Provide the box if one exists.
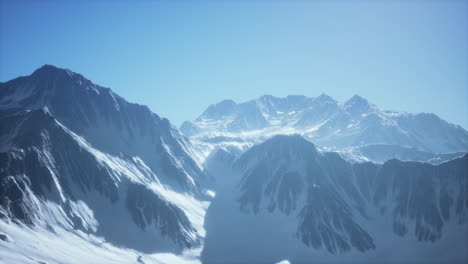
[1,0,467,128]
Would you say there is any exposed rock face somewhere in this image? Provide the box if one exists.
[126,183,195,248]
[373,156,468,242]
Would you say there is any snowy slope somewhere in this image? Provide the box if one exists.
[0,220,205,264]
[181,95,468,161]
[0,65,210,262]
[202,135,468,264]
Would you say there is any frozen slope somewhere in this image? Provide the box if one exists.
[202,135,468,264]
[181,95,468,162]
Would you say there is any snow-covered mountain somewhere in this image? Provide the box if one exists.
[181,95,468,162]
[1,65,204,191]
[202,134,468,264]
[0,65,209,263]
[1,66,467,263]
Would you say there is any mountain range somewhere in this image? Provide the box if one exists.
[0,65,467,264]
[181,94,468,163]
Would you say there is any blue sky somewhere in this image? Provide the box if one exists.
[1,0,467,128]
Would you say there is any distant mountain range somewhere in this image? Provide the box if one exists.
[181,94,468,163]
[0,65,467,264]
